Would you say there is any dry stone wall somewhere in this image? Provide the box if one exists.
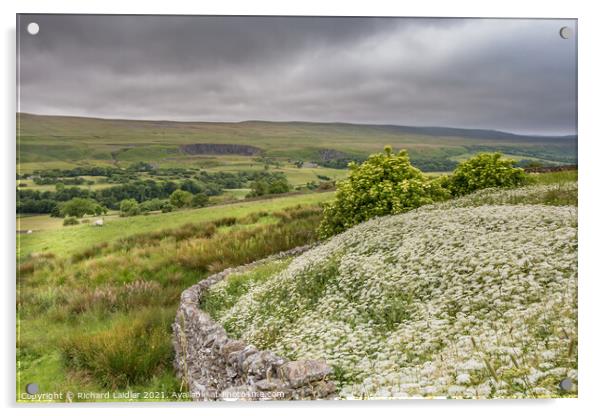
[172,245,337,401]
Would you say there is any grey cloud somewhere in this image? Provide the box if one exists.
[17,15,577,135]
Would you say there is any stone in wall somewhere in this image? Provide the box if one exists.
[172,245,337,401]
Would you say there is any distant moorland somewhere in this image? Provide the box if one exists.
[17,113,576,174]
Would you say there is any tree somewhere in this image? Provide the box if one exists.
[247,180,270,198]
[60,198,106,218]
[170,189,193,208]
[318,146,449,239]
[120,198,140,216]
[139,198,165,213]
[161,181,179,196]
[180,179,202,194]
[268,178,290,194]
[191,192,209,208]
[447,153,527,196]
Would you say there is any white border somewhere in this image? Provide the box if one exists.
[2,1,601,415]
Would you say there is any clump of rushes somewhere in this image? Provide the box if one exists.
[175,210,321,273]
[60,308,174,389]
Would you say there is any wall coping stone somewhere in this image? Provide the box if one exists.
[172,245,337,401]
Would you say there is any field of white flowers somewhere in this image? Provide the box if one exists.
[206,184,578,399]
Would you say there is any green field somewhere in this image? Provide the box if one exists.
[449,151,564,166]
[17,177,118,192]
[18,212,118,232]
[18,191,334,261]
[17,197,329,402]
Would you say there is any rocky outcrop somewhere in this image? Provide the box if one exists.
[172,246,337,401]
[317,148,348,161]
[180,143,262,156]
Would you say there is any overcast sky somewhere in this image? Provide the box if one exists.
[17,15,577,135]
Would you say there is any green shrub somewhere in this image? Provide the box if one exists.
[191,192,209,208]
[448,153,527,196]
[63,217,80,226]
[247,177,291,198]
[161,203,174,213]
[139,198,166,213]
[60,198,106,218]
[169,189,193,208]
[318,146,448,238]
[119,198,140,216]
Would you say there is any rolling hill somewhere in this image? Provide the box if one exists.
[16,113,577,173]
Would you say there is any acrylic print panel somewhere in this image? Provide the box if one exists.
[16,15,577,402]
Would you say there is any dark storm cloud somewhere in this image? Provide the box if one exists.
[17,15,577,135]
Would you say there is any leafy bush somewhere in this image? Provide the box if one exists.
[169,189,193,208]
[139,198,166,213]
[191,192,209,208]
[447,153,527,196]
[62,217,80,226]
[248,180,269,197]
[119,198,140,217]
[59,198,106,218]
[247,177,291,198]
[318,146,448,238]
[318,181,335,191]
[305,181,318,190]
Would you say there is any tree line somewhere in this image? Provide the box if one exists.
[17,170,291,214]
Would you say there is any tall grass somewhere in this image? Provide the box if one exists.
[175,215,320,273]
[199,259,293,320]
[60,308,174,388]
[528,170,577,185]
[18,204,325,398]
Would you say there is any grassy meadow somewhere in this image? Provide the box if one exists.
[17,191,334,260]
[16,112,578,402]
[17,198,328,402]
